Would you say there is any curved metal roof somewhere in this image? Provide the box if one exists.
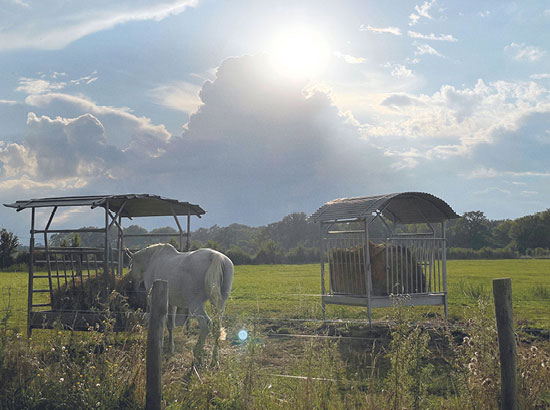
[309,192,459,224]
[4,194,205,218]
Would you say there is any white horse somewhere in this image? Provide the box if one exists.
[126,243,234,364]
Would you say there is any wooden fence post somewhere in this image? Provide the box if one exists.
[146,280,168,410]
[492,278,518,410]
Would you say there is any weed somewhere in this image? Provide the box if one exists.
[530,283,550,299]
[457,279,491,301]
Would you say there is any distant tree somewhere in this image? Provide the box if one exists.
[254,240,282,264]
[509,210,550,254]
[492,220,513,248]
[206,240,221,251]
[226,246,253,265]
[448,211,491,250]
[71,233,81,247]
[0,228,19,268]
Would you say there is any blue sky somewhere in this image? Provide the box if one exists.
[1,0,549,238]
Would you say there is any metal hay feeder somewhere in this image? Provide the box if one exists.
[309,192,459,325]
[4,194,205,336]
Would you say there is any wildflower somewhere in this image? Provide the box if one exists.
[96,383,101,387]
[61,346,66,351]
[58,331,62,335]
[60,378,64,382]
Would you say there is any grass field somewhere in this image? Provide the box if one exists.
[2,259,549,330]
[1,259,549,409]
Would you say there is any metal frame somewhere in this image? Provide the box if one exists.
[310,192,458,325]
[4,194,205,335]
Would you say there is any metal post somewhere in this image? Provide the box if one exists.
[442,221,448,320]
[493,278,518,410]
[146,280,168,410]
[186,210,191,251]
[27,208,35,338]
[319,223,326,320]
[118,214,123,275]
[364,218,372,327]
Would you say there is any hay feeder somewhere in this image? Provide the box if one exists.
[310,192,459,324]
[4,194,205,335]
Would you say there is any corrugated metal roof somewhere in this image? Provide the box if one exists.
[309,192,459,224]
[4,194,205,218]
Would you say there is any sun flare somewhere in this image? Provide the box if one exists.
[268,27,330,79]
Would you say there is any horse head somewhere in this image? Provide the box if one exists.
[126,248,146,292]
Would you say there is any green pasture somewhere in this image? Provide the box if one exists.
[1,259,549,330]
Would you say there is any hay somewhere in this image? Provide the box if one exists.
[50,272,147,329]
[329,242,426,296]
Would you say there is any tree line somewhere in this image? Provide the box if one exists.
[2,208,550,268]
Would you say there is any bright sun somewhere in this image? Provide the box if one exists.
[268,28,330,79]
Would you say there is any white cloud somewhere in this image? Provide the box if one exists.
[334,52,366,64]
[390,64,413,78]
[408,31,458,42]
[149,81,202,113]
[505,43,546,62]
[0,100,17,105]
[478,10,491,18]
[473,187,511,195]
[364,79,550,166]
[520,190,538,196]
[0,0,198,50]
[360,25,402,36]
[414,43,443,57]
[530,73,550,80]
[24,93,171,154]
[16,77,66,94]
[409,0,437,26]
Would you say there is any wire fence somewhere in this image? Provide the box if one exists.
[1,284,548,343]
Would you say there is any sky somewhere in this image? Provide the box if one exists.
[1,0,549,240]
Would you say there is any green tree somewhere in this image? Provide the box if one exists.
[448,211,491,250]
[0,228,19,268]
[509,210,550,254]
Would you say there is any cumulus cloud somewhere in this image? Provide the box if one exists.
[158,55,397,224]
[24,93,171,155]
[149,81,203,113]
[365,79,550,169]
[0,54,401,228]
[360,25,402,36]
[23,112,122,179]
[505,43,546,62]
[0,0,198,50]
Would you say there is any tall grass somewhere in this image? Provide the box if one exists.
[1,301,549,409]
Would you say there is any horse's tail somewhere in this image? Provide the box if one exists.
[205,251,234,315]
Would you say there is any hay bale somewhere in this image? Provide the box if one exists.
[50,272,147,328]
[329,241,426,296]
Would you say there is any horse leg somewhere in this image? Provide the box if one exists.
[167,304,177,354]
[210,313,222,368]
[192,305,211,368]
